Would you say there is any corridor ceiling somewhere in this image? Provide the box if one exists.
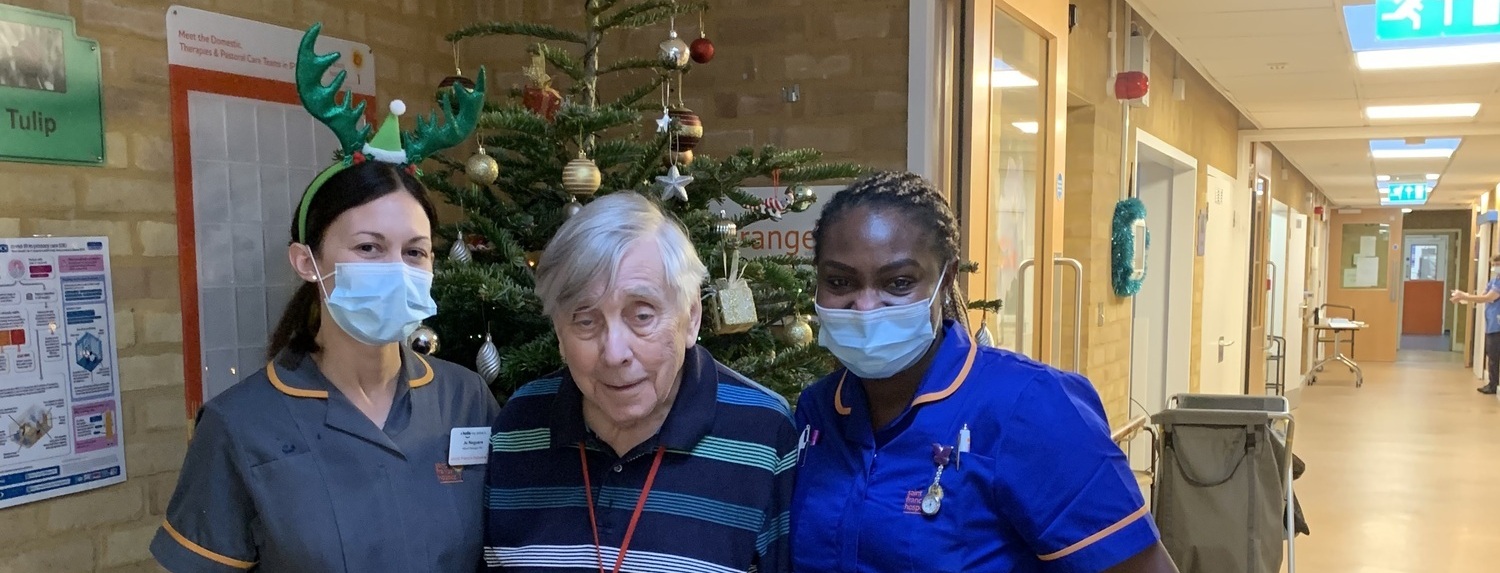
[1129,0,1500,209]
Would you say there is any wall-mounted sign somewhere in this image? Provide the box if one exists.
[0,5,105,166]
[0,236,126,509]
[1383,182,1429,206]
[1377,0,1500,41]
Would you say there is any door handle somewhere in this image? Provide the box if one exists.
[1054,256,1083,371]
[1218,337,1234,363]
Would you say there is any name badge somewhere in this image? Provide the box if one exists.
[448,427,491,466]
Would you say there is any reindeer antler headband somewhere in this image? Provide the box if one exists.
[293,23,487,243]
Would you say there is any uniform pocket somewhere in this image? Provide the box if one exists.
[246,453,343,571]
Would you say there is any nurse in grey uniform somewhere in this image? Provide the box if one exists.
[149,23,498,573]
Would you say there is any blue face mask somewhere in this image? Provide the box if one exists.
[815,272,944,380]
[309,253,438,346]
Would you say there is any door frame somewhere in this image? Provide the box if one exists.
[1400,231,1458,338]
[1129,129,1197,413]
[956,0,1070,362]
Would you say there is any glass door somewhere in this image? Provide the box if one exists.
[960,0,1068,362]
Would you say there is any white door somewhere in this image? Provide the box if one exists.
[1477,224,1493,380]
[1199,168,1248,394]
[1283,212,1309,392]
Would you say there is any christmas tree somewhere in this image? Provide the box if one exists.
[416,1,865,404]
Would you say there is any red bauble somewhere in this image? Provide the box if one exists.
[690,37,715,64]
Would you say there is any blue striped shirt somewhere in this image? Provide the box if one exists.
[483,345,796,573]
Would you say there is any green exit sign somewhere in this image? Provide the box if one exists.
[1383,182,1430,205]
[1378,0,1500,40]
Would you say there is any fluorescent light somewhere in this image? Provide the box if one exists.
[1371,148,1456,159]
[1012,121,1039,134]
[992,70,1039,88]
[1357,43,1500,70]
[1365,103,1481,119]
[1427,173,1441,180]
[1402,208,1414,213]
[1377,175,1391,181]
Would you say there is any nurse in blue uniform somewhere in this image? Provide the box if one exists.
[791,171,1179,573]
[149,24,498,573]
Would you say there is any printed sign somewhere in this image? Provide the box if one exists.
[166,5,375,94]
[716,186,843,258]
[0,237,125,510]
[0,4,104,166]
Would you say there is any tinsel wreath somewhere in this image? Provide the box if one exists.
[1110,197,1150,297]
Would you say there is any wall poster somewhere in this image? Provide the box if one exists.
[0,236,125,509]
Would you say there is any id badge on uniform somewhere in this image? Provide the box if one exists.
[448,427,491,466]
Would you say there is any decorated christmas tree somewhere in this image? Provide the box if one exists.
[413,1,865,403]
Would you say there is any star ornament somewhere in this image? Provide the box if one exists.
[656,108,672,133]
[656,164,693,202]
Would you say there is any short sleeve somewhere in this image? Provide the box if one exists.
[1488,278,1500,295]
[992,371,1158,573]
[150,406,259,572]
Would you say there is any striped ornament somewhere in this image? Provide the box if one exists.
[670,108,703,152]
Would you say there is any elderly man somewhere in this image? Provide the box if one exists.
[483,192,797,573]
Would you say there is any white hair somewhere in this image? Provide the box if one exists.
[535,192,709,320]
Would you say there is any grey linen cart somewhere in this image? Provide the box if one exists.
[1148,394,1297,573]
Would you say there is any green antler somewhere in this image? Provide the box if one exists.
[295,23,370,155]
[403,67,487,164]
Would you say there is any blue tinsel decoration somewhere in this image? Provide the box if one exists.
[1111,197,1150,297]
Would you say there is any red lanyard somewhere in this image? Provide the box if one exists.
[579,443,666,573]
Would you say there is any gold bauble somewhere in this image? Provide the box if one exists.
[777,315,814,348]
[674,149,694,166]
[465,151,499,185]
[562,152,602,198]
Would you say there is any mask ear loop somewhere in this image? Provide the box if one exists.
[304,245,334,301]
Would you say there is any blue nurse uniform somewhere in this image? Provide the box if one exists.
[791,320,1158,573]
[150,347,500,572]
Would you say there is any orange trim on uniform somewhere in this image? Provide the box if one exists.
[267,354,434,397]
[911,341,977,407]
[833,372,852,415]
[408,355,435,388]
[266,361,330,399]
[162,520,256,569]
[1036,504,1151,562]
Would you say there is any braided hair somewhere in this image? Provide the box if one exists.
[811,171,970,329]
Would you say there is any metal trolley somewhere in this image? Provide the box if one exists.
[1114,395,1297,573]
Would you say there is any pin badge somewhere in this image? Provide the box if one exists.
[957,424,971,468]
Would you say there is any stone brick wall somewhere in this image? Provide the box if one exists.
[0,0,466,571]
[468,0,910,174]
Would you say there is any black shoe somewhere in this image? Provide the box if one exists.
[1480,386,1498,395]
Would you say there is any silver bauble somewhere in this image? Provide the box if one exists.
[564,199,583,218]
[476,333,501,384]
[712,210,738,239]
[449,232,473,264]
[975,323,995,348]
[659,30,691,69]
[788,184,817,212]
[407,325,439,355]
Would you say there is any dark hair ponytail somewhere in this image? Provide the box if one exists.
[812,170,970,330]
[266,161,437,359]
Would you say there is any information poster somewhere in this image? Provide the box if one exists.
[0,236,125,509]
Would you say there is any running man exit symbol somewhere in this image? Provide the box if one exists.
[1381,0,1425,28]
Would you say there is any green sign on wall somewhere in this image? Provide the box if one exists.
[0,4,105,166]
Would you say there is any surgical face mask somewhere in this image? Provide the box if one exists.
[1491,264,1499,275]
[308,251,438,346]
[815,272,945,380]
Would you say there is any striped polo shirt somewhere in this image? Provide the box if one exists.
[483,345,797,573]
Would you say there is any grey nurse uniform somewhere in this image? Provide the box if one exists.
[150,347,500,572]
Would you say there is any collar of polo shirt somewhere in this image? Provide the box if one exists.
[549,345,719,453]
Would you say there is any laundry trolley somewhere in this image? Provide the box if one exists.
[1141,394,1297,573]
